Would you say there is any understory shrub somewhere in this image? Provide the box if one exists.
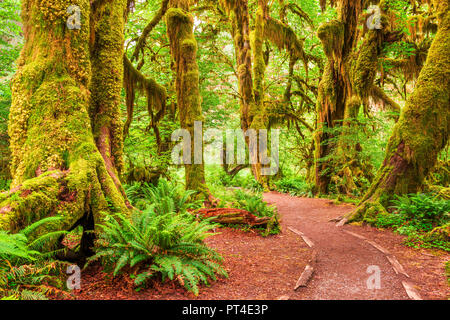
[0,217,69,300]
[274,177,313,197]
[87,207,228,296]
[0,178,10,191]
[374,193,450,251]
[232,190,280,235]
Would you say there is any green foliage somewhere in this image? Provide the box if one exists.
[274,177,313,197]
[87,207,227,296]
[0,178,10,191]
[125,178,202,212]
[0,217,69,300]
[391,193,450,231]
[373,193,450,251]
[233,190,281,235]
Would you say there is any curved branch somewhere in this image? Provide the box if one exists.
[130,0,170,62]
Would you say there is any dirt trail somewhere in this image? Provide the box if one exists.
[264,193,404,299]
[72,192,449,300]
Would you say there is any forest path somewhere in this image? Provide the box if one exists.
[72,192,449,300]
[263,192,446,300]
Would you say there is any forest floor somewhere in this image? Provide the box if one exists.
[70,192,449,300]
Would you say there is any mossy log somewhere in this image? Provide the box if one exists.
[195,208,271,226]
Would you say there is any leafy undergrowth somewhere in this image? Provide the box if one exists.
[232,190,280,236]
[87,207,227,296]
[0,217,69,300]
[373,193,450,251]
[104,178,228,295]
[274,177,314,198]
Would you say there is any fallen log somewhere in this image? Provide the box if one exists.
[195,208,272,226]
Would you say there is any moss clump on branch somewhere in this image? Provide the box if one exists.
[123,56,167,137]
[89,0,128,180]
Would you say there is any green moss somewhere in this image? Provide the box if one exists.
[352,30,381,102]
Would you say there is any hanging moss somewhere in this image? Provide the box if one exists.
[123,56,167,137]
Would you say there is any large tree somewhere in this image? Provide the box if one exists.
[347,0,450,221]
[0,0,131,254]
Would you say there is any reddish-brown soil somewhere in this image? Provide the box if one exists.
[69,192,449,300]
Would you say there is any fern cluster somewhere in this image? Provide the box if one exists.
[87,207,227,295]
[233,190,281,235]
[374,193,450,251]
[0,217,68,300]
[125,178,202,212]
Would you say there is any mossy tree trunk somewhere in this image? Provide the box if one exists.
[314,4,356,194]
[166,2,210,199]
[0,0,130,250]
[348,0,450,222]
[314,0,391,195]
[90,0,128,199]
[221,0,270,188]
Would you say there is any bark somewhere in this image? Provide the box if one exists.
[1,0,130,245]
[347,0,450,222]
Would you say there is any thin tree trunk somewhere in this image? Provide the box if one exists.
[166,3,210,198]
